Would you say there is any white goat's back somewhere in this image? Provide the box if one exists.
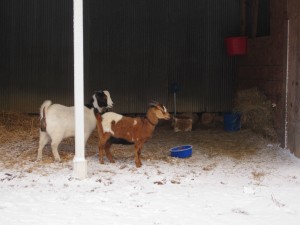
[46,104,75,138]
[44,104,96,139]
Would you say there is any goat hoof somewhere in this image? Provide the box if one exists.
[54,158,61,163]
[36,158,42,162]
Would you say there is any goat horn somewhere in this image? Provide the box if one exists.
[149,101,159,106]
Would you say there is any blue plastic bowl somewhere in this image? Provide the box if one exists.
[170,145,192,158]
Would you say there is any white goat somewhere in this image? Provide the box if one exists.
[37,90,113,162]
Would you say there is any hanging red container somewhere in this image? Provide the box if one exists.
[225,36,248,56]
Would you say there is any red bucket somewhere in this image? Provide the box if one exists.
[225,36,247,56]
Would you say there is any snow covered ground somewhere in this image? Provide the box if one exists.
[1,127,300,225]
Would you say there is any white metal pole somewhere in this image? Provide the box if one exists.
[73,0,87,179]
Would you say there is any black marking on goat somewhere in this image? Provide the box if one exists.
[95,91,108,108]
[86,90,109,110]
[40,107,47,132]
[85,103,93,109]
[93,108,99,116]
[85,99,96,109]
[109,137,134,145]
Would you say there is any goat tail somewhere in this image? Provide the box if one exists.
[40,100,52,119]
[39,100,52,132]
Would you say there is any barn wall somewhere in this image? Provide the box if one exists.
[0,0,74,112]
[0,0,240,114]
[236,0,287,145]
[237,0,300,157]
[84,0,240,113]
[286,0,300,157]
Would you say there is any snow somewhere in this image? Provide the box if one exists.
[1,129,300,225]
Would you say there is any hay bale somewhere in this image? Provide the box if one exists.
[200,113,223,128]
[180,113,199,125]
[201,113,214,125]
[234,87,277,141]
[172,116,193,132]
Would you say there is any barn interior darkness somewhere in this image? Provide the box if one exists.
[84,0,241,113]
[0,0,300,157]
[1,0,240,113]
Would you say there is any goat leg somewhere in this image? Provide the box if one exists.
[98,142,105,164]
[134,143,142,168]
[51,142,61,162]
[104,142,115,163]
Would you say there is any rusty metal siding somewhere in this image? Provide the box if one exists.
[0,0,240,114]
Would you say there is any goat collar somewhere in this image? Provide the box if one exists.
[146,116,157,126]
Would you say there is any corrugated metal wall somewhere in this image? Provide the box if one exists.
[0,0,240,114]
[0,0,74,112]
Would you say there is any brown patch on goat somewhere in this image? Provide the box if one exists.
[111,117,155,144]
[40,107,47,132]
[95,102,170,168]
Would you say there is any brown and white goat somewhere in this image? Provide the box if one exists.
[95,102,170,167]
